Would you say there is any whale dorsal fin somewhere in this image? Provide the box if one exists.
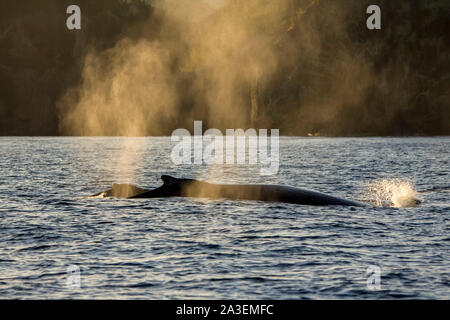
[161,175,179,186]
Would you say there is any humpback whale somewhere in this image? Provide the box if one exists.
[92,175,367,207]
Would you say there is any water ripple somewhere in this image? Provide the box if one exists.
[0,137,448,299]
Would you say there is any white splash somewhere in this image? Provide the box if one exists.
[366,178,422,208]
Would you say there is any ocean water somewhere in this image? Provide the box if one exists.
[0,136,448,299]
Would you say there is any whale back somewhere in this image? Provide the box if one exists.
[93,175,367,206]
[95,183,147,198]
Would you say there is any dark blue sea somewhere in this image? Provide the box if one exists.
[0,137,448,299]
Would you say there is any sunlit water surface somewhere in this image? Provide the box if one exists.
[0,137,448,299]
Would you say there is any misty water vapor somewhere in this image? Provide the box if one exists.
[58,0,314,135]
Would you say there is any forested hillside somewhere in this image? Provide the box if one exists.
[0,0,448,135]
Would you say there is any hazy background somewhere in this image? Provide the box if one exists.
[0,0,449,136]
